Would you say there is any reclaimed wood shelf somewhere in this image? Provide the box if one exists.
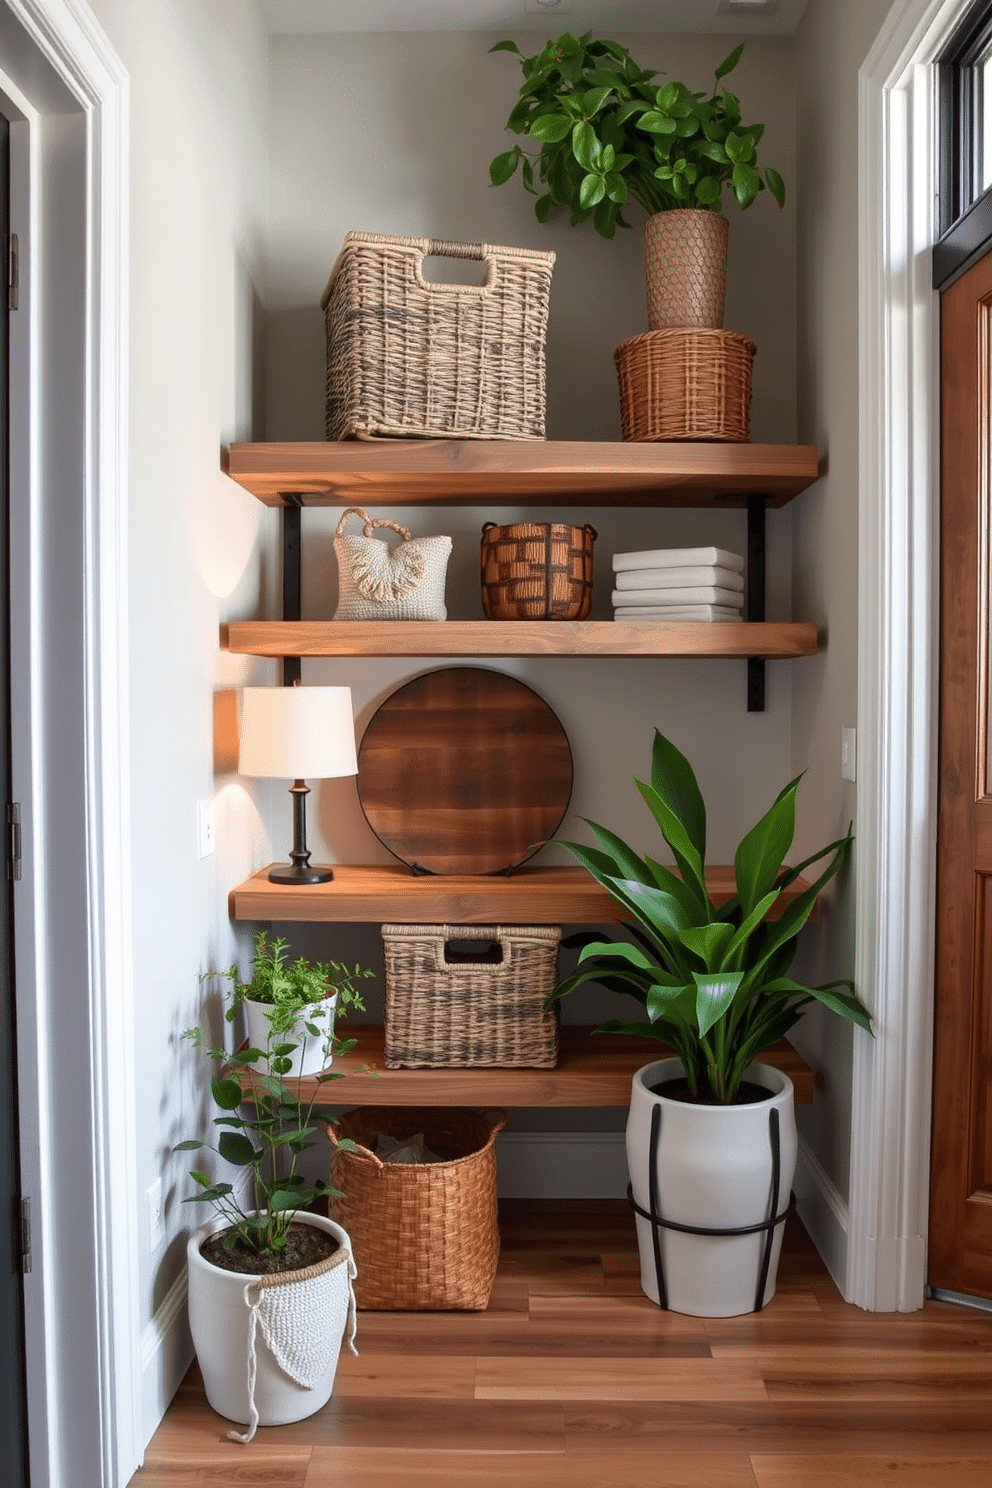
[230,863,816,927]
[223,439,821,508]
[225,617,819,661]
[232,1024,814,1107]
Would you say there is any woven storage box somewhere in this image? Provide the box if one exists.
[320,232,556,441]
[480,521,596,620]
[327,1105,505,1310]
[381,923,560,1069]
[614,328,756,443]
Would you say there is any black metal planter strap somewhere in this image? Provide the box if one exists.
[628,1101,796,1314]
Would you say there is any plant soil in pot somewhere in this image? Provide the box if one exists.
[187,1212,358,1438]
[626,1056,797,1316]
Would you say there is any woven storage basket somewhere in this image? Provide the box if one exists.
[320,232,556,442]
[480,522,596,621]
[327,1105,506,1310]
[614,328,756,443]
[381,923,560,1069]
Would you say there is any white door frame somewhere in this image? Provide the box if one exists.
[850,0,969,1311]
[0,1,136,1484]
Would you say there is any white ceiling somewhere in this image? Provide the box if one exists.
[258,1,809,38]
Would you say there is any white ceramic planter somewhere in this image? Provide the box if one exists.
[187,1211,356,1433]
[243,991,338,1077]
[626,1057,797,1317]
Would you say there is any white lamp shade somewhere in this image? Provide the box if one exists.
[239,686,358,780]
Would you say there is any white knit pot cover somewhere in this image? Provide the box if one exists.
[187,1212,358,1440]
[626,1058,797,1317]
[333,506,451,621]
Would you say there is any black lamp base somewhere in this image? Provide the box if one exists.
[267,861,334,885]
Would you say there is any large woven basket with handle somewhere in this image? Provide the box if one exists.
[321,232,555,441]
[327,1105,506,1310]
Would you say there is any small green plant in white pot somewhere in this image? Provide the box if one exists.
[177,1014,364,1439]
[549,729,872,1316]
[214,929,373,1078]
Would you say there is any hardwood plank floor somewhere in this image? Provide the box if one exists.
[131,1203,992,1487]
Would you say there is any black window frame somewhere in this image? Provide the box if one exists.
[934,0,992,288]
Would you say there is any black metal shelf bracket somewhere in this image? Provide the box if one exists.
[281,494,304,686]
[746,495,767,713]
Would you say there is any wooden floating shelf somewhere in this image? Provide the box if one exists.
[225,618,818,661]
[230,863,817,927]
[232,1024,814,1107]
[223,439,821,509]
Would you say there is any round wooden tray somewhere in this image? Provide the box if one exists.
[357,666,573,876]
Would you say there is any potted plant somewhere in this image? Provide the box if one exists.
[213,928,373,1077]
[489,33,785,329]
[548,728,872,1317]
[175,1006,367,1441]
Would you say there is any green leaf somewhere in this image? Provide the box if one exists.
[210,1076,243,1111]
[693,970,744,1039]
[579,173,606,208]
[732,161,761,207]
[605,172,628,204]
[734,778,798,918]
[714,43,745,81]
[571,120,601,170]
[577,938,654,972]
[217,1130,257,1167]
[583,85,614,116]
[680,922,736,970]
[489,148,521,186]
[268,1187,302,1213]
[638,111,678,136]
[764,166,786,208]
[535,193,554,223]
[646,979,693,1022]
[529,112,572,144]
[489,38,521,54]
[173,1139,203,1152]
[649,728,707,860]
[695,176,722,206]
[636,779,708,906]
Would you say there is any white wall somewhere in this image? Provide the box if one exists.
[84,0,277,1446]
[790,0,894,1201]
[264,32,802,1114]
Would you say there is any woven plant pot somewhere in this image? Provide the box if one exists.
[615,328,756,443]
[328,1106,506,1310]
[480,522,596,621]
[643,209,729,331]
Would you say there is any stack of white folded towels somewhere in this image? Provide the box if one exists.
[611,545,745,622]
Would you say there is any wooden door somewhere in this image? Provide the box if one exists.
[930,244,992,1298]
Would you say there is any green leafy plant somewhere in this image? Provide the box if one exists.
[175,932,374,1258]
[216,928,373,1056]
[489,33,785,239]
[549,729,872,1103]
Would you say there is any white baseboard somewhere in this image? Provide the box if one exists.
[139,1268,193,1452]
[496,1132,628,1199]
[794,1133,849,1296]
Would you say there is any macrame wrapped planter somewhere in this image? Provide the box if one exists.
[615,328,756,443]
[328,1106,506,1310]
[186,1213,358,1442]
[321,231,555,441]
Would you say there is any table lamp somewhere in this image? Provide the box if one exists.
[239,685,358,884]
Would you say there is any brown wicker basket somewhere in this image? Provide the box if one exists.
[381,923,560,1069]
[614,327,756,442]
[480,522,596,620]
[320,232,555,442]
[327,1105,506,1310]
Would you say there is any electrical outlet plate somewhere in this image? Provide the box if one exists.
[196,799,215,859]
[841,727,857,783]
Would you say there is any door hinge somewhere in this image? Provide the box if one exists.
[6,803,20,881]
[6,233,18,311]
[20,1197,31,1275]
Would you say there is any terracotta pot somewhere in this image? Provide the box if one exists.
[642,209,729,330]
[626,1057,797,1316]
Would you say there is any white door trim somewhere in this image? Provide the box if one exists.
[850,0,966,1311]
[1,1,136,1483]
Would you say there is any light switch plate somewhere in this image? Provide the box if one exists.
[197,799,215,858]
[841,727,857,783]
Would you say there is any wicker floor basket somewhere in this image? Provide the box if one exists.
[321,232,555,442]
[480,522,596,620]
[327,1105,506,1310]
[381,923,560,1069]
[614,327,756,442]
